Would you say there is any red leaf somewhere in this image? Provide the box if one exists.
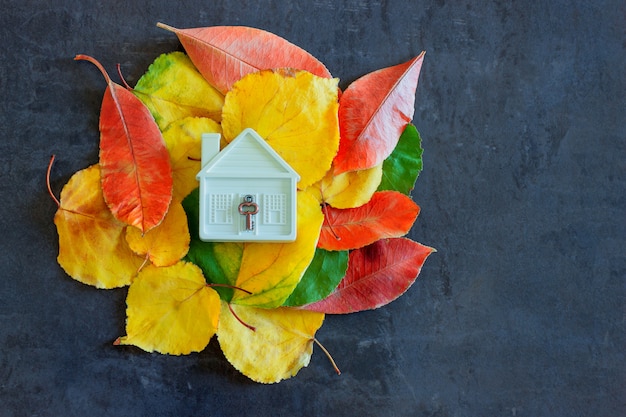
[318,191,420,251]
[76,55,173,233]
[156,23,333,94]
[333,52,425,175]
[303,238,435,314]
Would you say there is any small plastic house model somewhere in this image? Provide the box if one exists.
[196,128,300,242]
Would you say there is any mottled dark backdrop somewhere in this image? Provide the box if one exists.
[1,1,624,416]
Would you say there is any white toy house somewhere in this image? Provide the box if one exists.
[196,128,300,242]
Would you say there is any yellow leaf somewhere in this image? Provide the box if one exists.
[54,165,144,288]
[162,117,222,200]
[231,191,324,308]
[125,200,190,267]
[217,301,325,383]
[310,163,383,209]
[134,52,225,130]
[221,69,340,189]
[116,261,220,355]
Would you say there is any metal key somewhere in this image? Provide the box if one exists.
[238,195,259,231]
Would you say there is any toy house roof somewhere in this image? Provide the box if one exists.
[196,128,300,180]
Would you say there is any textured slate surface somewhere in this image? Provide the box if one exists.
[1,0,624,416]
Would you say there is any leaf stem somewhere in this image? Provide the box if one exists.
[137,253,150,273]
[46,155,60,208]
[116,63,133,90]
[228,303,256,331]
[74,54,111,84]
[314,338,341,375]
[208,283,252,295]
[156,22,176,33]
[322,203,341,241]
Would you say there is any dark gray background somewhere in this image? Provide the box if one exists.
[1,0,624,416]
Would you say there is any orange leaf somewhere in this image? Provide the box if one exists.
[318,191,420,251]
[54,164,144,288]
[304,238,435,314]
[333,53,425,175]
[76,54,173,233]
[156,23,332,94]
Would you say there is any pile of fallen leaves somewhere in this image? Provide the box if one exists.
[49,23,434,383]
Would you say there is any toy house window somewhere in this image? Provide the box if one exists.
[263,194,287,225]
[210,193,234,224]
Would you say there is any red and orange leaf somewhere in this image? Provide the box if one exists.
[333,53,425,175]
[156,23,332,94]
[76,54,173,233]
[318,191,420,251]
[54,164,144,289]
[304,238,435,314]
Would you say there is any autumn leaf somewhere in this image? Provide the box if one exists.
[231,191,324,308]
[125,200,190,267]
[378,124,423,194]
[182,188,243,301]
[304,238,435,314]
[282,248,349,307]
[156,23,332,95]
[75,54,173,233]
[53,164,144,288]
[162,116,221,201]
[318,191,420,251]
[310,163,383,209]
[217,301,325,383]
[333,53,425,175]
[133,52,225,130]
[221,69,340,189]
[115,261,220,355]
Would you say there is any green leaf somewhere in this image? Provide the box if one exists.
[282,248,349,307]
[133,52,224,130]
[182,188,243,301]
[377,124,423,194]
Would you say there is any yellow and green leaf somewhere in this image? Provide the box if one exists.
[182,188,244,301]
[282,248,348,307]
[134,52,224,130]
[231,191,324,308]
